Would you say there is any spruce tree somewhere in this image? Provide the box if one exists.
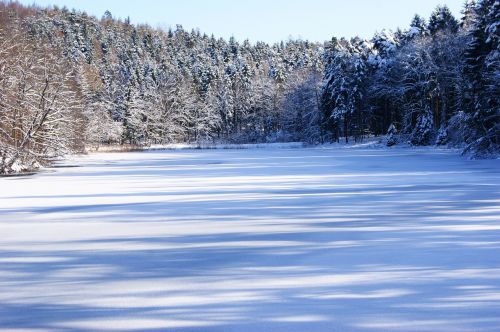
[463,0,499,157]
[428,5,459,35]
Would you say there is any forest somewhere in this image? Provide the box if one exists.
[0,0,498,173]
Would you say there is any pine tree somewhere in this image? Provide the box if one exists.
[406,14,428,41]
[322,37,372,142]
[463,0,499,157]
[461,0,477,30]
[428,5,459,36]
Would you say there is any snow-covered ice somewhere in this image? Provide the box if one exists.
[0,146,499,331]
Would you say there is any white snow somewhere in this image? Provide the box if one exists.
[147,142,305,150]
[0,146,499,331]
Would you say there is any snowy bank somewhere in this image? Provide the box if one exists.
[146,142,305,150]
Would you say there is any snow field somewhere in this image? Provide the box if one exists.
[0,146,499,331]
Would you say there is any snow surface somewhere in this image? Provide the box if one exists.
[147,142,305,150]
[0,146,499,331]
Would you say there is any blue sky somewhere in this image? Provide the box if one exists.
[19,0,465,43]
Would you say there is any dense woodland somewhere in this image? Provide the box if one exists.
[0,0,498,173]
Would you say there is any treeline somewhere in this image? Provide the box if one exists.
[0,1,498,173]
[321,1,498,157]
[0,1,323,173]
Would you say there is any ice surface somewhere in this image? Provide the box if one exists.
[0,146,499,331]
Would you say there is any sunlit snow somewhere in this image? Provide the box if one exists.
[1,146,499,331]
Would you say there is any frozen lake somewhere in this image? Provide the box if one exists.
[1,146,499,331]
